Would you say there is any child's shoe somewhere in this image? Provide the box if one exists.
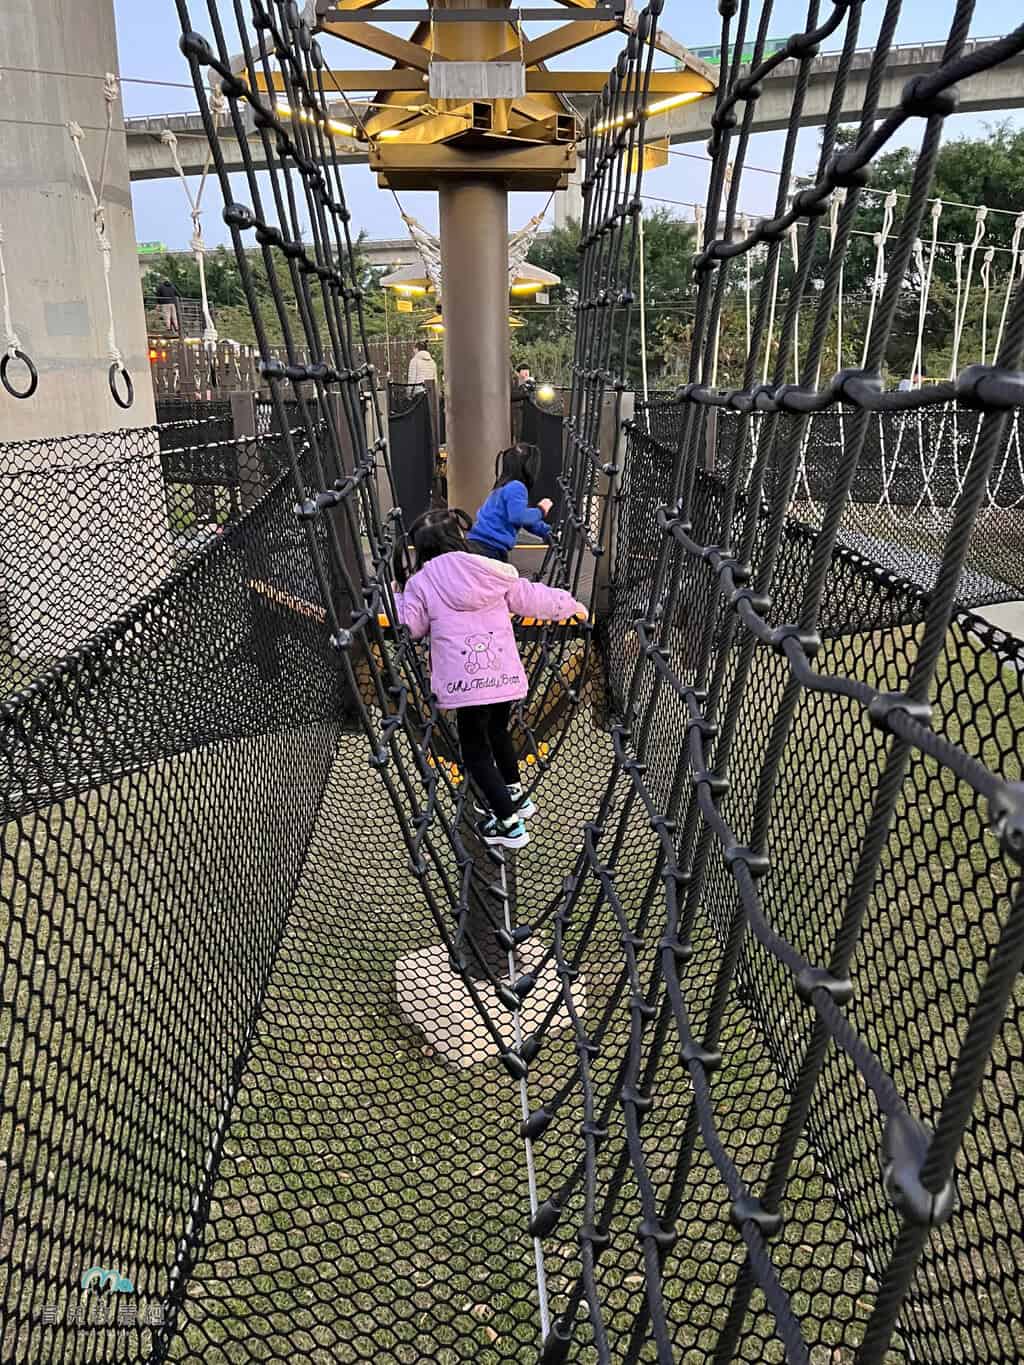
[478,813,530,850]
[508,783,537,818]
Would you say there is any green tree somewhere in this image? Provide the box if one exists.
[518,211,700,384]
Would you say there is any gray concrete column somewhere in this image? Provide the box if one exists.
[439,179,511,520]
[555,159,584,230]
[2,0,156,437]
[0,0,169,665]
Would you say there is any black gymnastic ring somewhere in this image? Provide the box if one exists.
[1,349,38,400]
[108,363,134,410]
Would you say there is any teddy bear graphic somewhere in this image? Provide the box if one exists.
[463,633,498,674]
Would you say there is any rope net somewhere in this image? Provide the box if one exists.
[3,1,1024,1362]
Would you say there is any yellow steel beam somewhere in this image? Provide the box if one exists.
[373,108,474,145]
[303,69,428,91]
[508,91,564,123]
[371,138,573,191]
[363,92,431,136]
[527,69,713,94]
[493,18,617,65]
[257,67,711,96]
[319,19,432,71]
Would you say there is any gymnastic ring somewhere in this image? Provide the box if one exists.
[109,363,134,410]
[1,349,39,400]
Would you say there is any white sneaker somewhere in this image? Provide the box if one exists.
[477,814,530,850]
[508,783,537,819]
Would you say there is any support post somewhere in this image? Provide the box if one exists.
[230,391,264,511]
[555,159,584,230]
[433,0,514,520]
[439,179,511,519]
[593,390,634,620]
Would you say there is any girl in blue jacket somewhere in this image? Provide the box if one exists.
[467,443,553,562]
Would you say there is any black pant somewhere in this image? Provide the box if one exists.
[467,538,509,563]
[457,702,519,820]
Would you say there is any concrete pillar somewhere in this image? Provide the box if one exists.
[2,0,156,437]
[555,160,584,230]
[0,0,169,665]
[439,180,511,519]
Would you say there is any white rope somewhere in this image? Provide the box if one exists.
[710,166,733,390]
[992,211,1024,364]
[828,188,847,465]
[944,207,989,502]
[860,190,898,368]
[694,205,706,381]
[497,852,551,1344]
[820,189,844,386]
[0,222,22,357]
[910,198,942,388]
[159,86,226,346]
[638,210,649,401]
[980,246,995,365]
[67,73,123,366]
[507,207,549,288]
[949,205,988,377]
[742,215,752,362]
[787,220,800,382]
[761,214,783,386]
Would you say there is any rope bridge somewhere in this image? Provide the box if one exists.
[3,1,1024,1361]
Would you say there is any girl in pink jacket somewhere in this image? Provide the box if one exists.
[393,509,587,849]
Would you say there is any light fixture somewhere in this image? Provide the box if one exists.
[275,99,354,139]
[646,91,706,117]
[536,383,556,403]
[376,128,404,140]
[593,89,705,134]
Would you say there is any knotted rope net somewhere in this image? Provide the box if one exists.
[3,2,1024,1363]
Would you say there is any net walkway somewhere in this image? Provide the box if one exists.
[3,2,1024,1362]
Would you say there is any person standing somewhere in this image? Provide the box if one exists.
[155,279,180,335]
[407,342,438,391]
[393,508,586,846]
[467,443,552,562]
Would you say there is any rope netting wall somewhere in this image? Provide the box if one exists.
[2,3,1024,1365]
[635,401,1024,608]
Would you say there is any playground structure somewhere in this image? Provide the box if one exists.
[3,4,1024,1365]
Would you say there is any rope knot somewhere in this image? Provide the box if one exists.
[160,129,179,148]
[103,73,120,105]
[67,120,84,143]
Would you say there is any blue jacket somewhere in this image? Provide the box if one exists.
[470,480,550,552]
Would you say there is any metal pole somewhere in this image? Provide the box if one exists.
[440,180,511,517]
[435,0,512,519]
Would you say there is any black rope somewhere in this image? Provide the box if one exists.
[3,2,1024,1362]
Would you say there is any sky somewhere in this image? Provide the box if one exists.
[114,1,1022,251]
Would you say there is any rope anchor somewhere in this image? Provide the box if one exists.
[67,74,133,410]
[0,224,39,399]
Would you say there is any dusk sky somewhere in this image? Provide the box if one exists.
[114,1,1021,250]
